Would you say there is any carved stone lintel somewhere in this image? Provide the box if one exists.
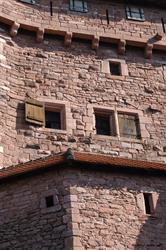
[64,32,72,47]
[36,28,44,43]
[118,39,126,55]
[10,22,20,37]
[145,43,153,59]
[92,36,99,50]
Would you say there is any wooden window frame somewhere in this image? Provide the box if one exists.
[126,6,145,22]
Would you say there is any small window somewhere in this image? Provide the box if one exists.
[109,62,121,76]
[143,193,153,215]
[126,6,145,21]
[95,111,116,136]
[19,0,35,4]
[45,195,54,208]
[118,113,141,139]
[70,0,88,12]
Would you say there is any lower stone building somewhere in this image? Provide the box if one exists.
[0,149,166,250]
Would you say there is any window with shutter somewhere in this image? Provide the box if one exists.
[25,99,45,126]
[118,113,141,139]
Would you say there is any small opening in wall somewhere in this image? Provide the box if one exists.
[109,62,121,76]
[45,195,54,208]
[143,193,153,215]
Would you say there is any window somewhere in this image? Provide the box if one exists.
[102,59,128,77]
[19,0,35,4]
[70,0,88,12]
[143,193,153,215]
[25,99,65,130]
[94,107,141,139]
[109,62,121,76]
[118,113,141,139]
[45,195,54,208]
[95,110,116,136]
[126,6,145,21]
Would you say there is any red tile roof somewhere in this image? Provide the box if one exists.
[0,149,166,180]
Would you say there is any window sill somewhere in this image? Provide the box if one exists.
[126,18,145,22]
[92,134,119,141]
[119,136,142,143]
[138,214,157,221]
[105,74,125,80]
[38,127,67,134]
[93,134,142,143]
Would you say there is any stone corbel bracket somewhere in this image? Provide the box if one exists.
[64,32,72,47]
[10,22,20,37]
[118,39,126,55]
[92,35,99,50]
[36,28,44,43]
[145,43,153,59]
[155,24,164,40]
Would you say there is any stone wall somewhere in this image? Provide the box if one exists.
[0,27,165,167]
[0,0,165,167]
[0,168,71,249]
[0,0,165,39]
[64,167,166,250]
[0,167,166,249]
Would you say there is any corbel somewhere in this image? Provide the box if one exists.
[118,39,126,55]
[155,25,163,40]
[92,35,99,50]
[36,28,44,43]
[64,32,72,47]
[145,43,153,59]
[10,22,20,37]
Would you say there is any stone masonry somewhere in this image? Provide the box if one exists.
[0,166,166,249]
[0,17,165,166]
[0,0,165,249]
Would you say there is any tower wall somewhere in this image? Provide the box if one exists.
[0,0,165,167]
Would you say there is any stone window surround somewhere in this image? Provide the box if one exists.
[87,104,149,141]
[136,192,159,216]
[37,98,76,134]
[101,59,128,79]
